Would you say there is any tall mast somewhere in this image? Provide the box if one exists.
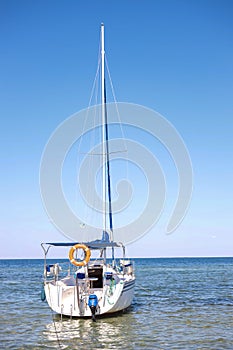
[101,23,107,234]
[101,23,114,244]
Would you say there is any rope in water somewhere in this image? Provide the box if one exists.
[47,283,63,349]
[51,312,62,349]
[138,285,151,292]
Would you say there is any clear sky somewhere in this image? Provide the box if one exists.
[1,0,233,258]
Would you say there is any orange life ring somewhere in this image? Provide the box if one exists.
[69,244,91,267]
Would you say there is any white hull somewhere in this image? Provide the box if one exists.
[44,270,135,317]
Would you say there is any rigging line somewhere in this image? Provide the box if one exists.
[76,43,101,157]
[87,35,101,108]
[87,96,101,228]
[76,45,101,157]
[85,77,100,228]
[88,56,101,107]
[105,55,130,210]
[85,44,103,230]
[75,44,102,225]
[105,56,128,151]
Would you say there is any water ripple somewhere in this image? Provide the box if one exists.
[1,257,233,349]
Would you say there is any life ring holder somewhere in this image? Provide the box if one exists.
[69,244,91,267]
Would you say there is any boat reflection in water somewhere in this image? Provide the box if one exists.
[43,310,137,348]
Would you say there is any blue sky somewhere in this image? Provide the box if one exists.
[1,0,233,258]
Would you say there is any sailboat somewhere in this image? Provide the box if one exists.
[41,24,135,320]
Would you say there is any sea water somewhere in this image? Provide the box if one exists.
[1,257,233,349]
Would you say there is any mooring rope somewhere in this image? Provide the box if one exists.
[47,283,63,349]
[137,285,151,292]
[51,312,62,349]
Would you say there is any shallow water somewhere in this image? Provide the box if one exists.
[1,257,233,349]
